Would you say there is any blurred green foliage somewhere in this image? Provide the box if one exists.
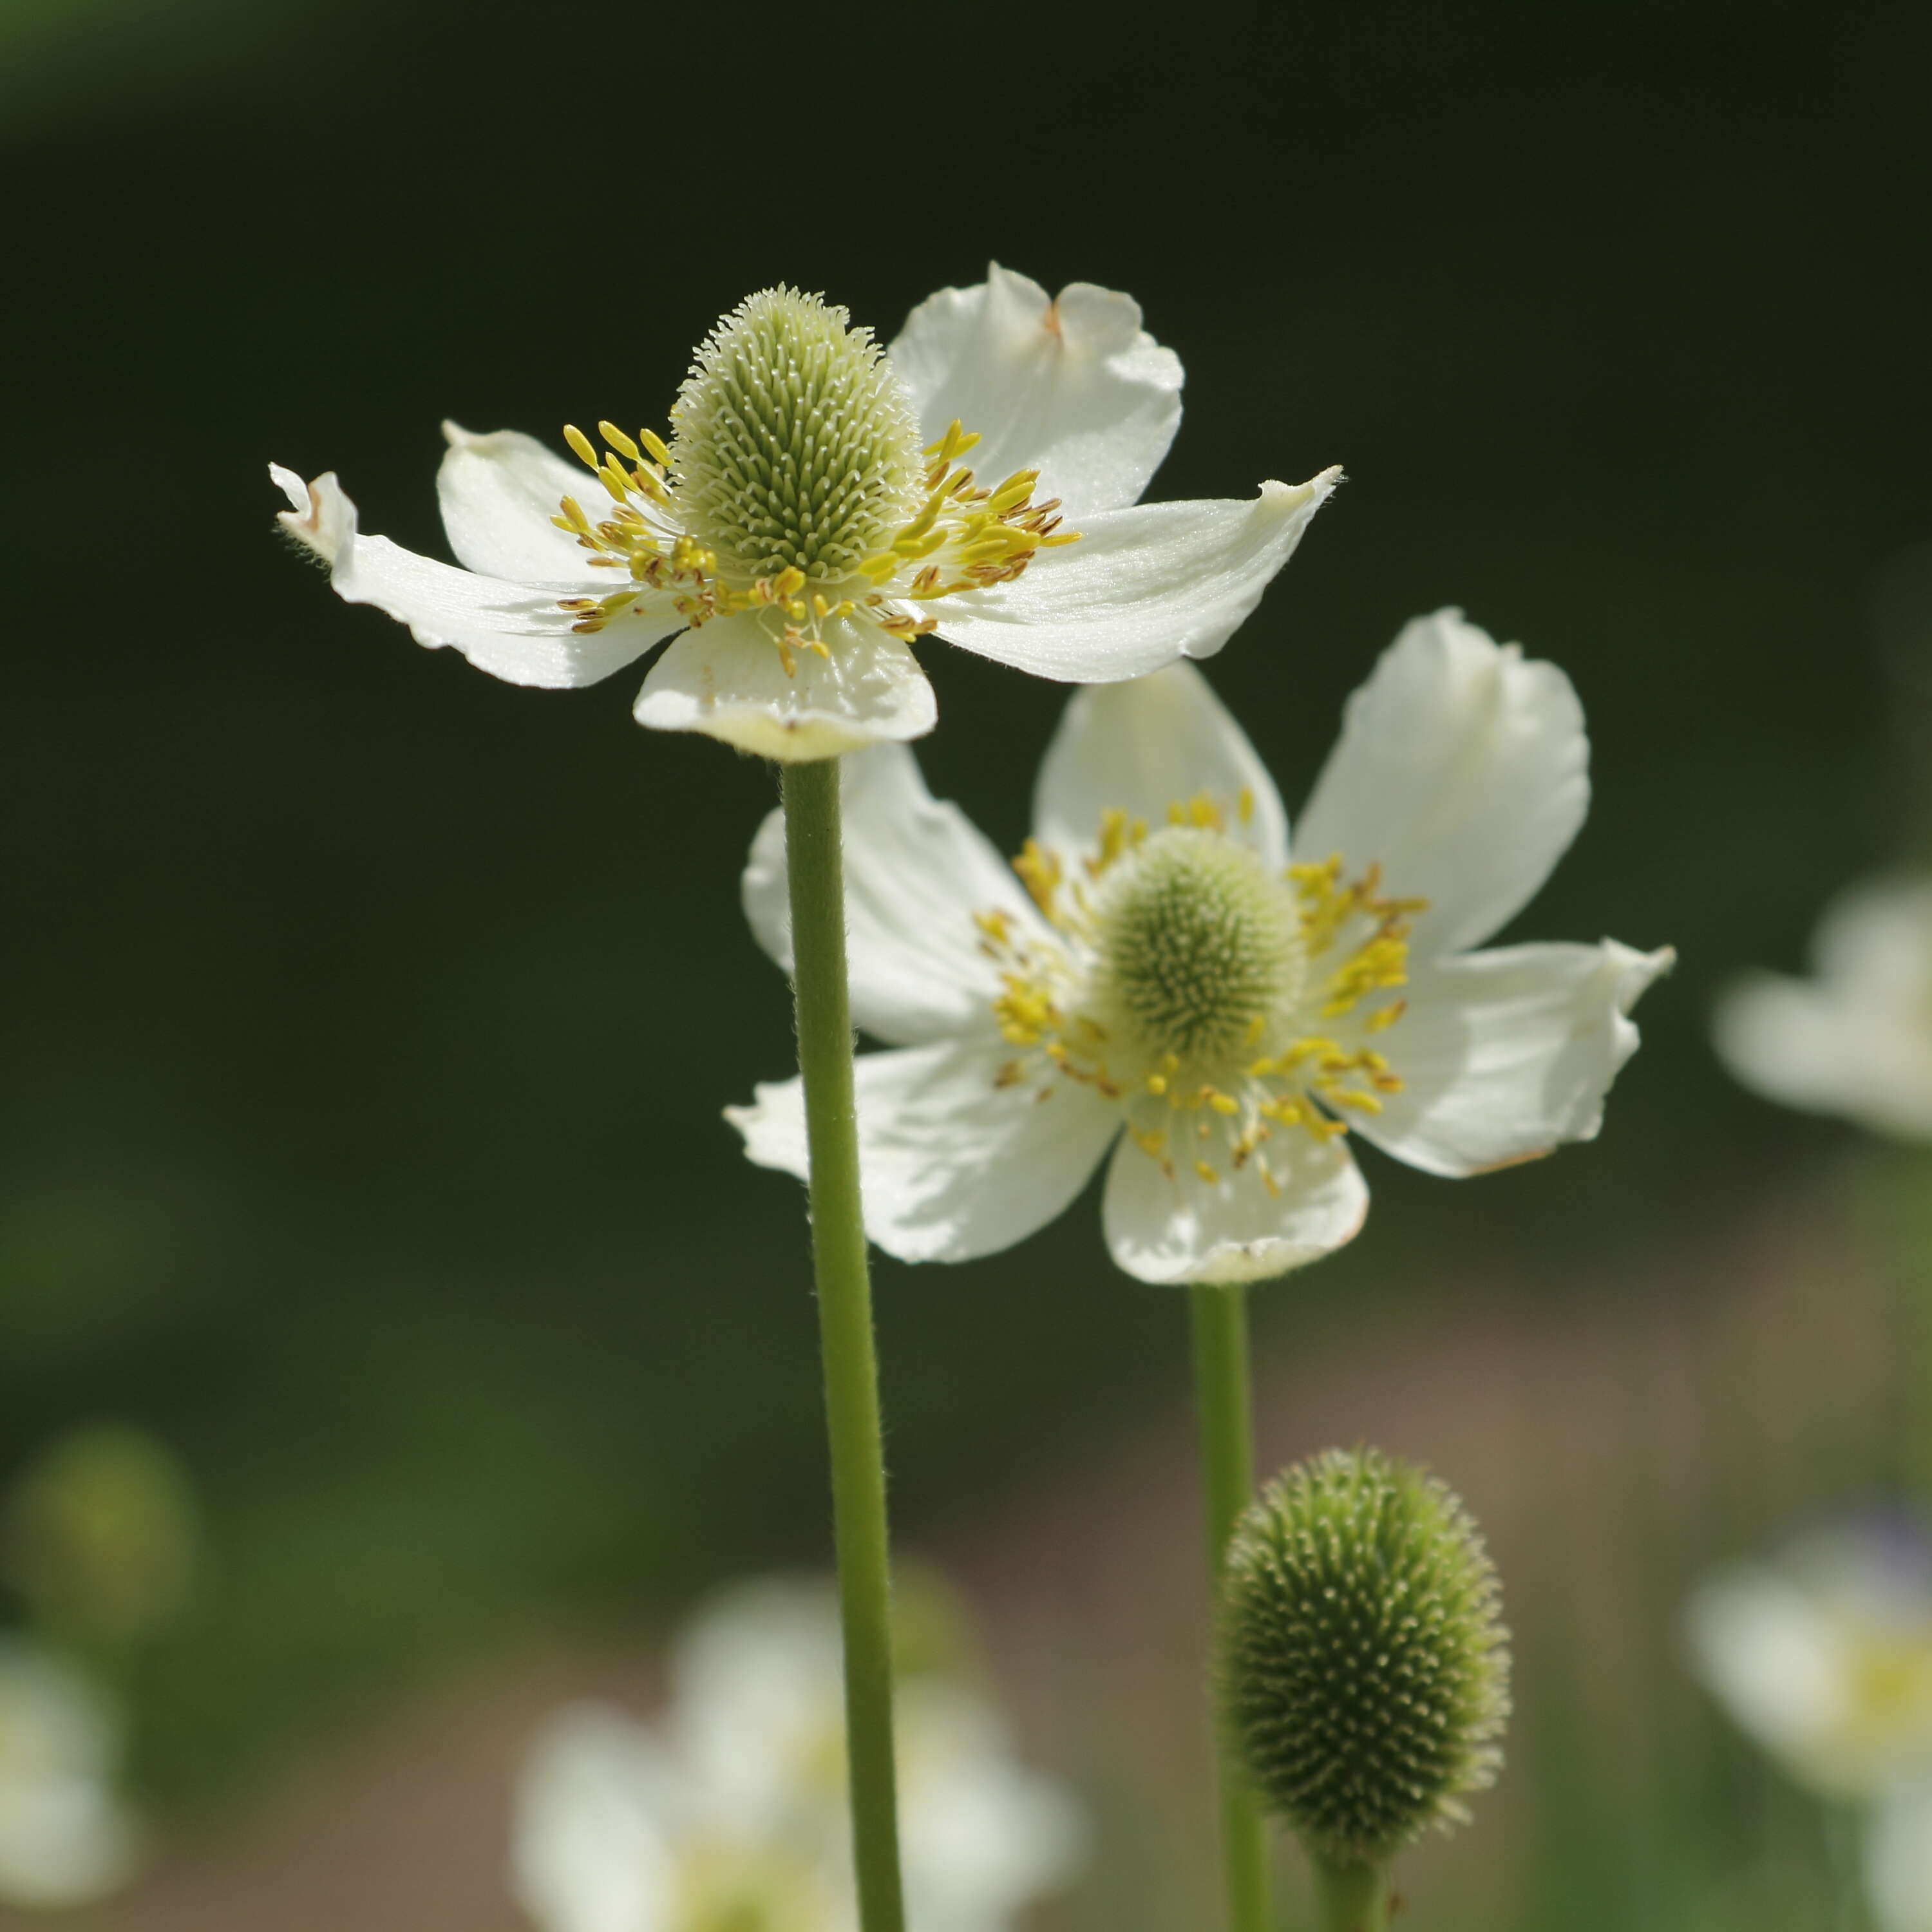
[3,1421,198,1652]
[3,0,1931,1924]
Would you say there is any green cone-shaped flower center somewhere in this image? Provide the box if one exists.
[1092,829,1304,1061]
[669,287,923,582]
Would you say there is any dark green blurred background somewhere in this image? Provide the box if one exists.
[3,0,1930,1923]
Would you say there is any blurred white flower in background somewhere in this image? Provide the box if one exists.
[1868,1772,1932,1932]
[0,1640,140,1910]
[511,1577,1083,1932]
[1714,875,1932,1139]
[1684,1515,1932,1801]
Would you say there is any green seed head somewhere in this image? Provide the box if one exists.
[669,287,923,582]
[1092,829,1303,1061]
[1219,1447,1511,1865]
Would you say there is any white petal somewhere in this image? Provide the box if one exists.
[1682,1573,1855,1795]
[890,263,1184,520]
[1812,875,1932,998]
[1032,661,1289,871]
[1714,876,1932,1141]
[743,744,1049,1047]
[634,609,936,761]
[1868,1776,1932,1932]
[508,1705,678,1932]
[728,1041,1119,1264]
[436,422,614,585]
[1294,610,1590,957]
[904,1748,1084,1932]
[1356,941,1672,1179]
[270,464,677,689]
[1714,973,1932,1140]
[0,1779,141,1909]
[668,1581,847,1823]
[1100,1130,1368,1285]
[933,475,1338,683]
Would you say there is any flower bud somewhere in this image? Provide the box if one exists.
[1218,1446,1510,1865]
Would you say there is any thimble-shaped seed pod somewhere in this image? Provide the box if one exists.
[1218,1447,1511,1876]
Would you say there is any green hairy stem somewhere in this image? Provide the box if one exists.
[1190,1282,1271,1932]
[781,757,905,1932]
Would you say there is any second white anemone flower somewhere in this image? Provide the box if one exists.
[730,612,1671,1284]
[271,267,1337,761]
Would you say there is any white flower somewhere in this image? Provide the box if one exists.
[510,1578,1082,1932]
[1868,1772,1932,1932]
[0,1640,141,1909]
[728,611,1671,1285]
[1684,1515,1932,1801]
[272,267,1337,762]
[1713,875,1932,1140]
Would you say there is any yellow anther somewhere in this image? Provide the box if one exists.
[1135,1128,1168,1157]
[1012,838,1063,917]
[1087,808,1130,878]
[1039,531,1083,547]
[773,565,806,598]
[1195,1160,1222,1186]
[1209,1092,1240,1117]
[1237,787,1255,824]
[1145,1073,1168,1095]
[563,423,598,469]
[1367,1000,1406,1032]
[596,460,630,504]
[558,495,591,533]
[974,909,1013,943]
[955,533,1027,565]
[895,498,945,544]
[597,421,639,461]
[985,471,1040,515]
[639,427,672,466]
[922,419,982,463]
